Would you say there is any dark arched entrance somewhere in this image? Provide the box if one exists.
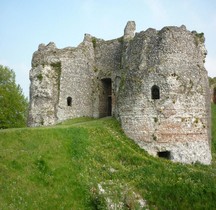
[99,78,112,117]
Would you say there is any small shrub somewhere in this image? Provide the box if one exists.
[37,73,43,81]
[194,32,205,46]
[92,38,97,48]
[154,117,158,123]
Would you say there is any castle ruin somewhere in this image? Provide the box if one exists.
[28,21,212,164]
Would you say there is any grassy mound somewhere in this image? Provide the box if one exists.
[1,106,216,209]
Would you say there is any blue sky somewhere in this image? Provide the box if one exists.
[0,0,216,97]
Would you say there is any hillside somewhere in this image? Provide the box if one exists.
[1,105,216,210]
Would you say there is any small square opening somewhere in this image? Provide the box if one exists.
[157,151,171,160]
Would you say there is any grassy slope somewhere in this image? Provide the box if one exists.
[0,106,216,210]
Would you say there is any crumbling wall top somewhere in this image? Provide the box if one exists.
[124,21,136,40]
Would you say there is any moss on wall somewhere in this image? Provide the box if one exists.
[50,62,61,104]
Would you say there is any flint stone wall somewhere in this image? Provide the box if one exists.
[28,21,211,164]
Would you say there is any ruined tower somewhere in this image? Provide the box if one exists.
[28,21,212,164]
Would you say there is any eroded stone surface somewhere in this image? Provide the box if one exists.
[28,21,211,164]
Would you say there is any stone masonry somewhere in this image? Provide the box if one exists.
[28,21,212,164]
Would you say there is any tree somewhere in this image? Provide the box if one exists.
[0,65,28,128]
[209,76,216,86]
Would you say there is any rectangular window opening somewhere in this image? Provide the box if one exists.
[157,151,171,160]
[99,78,112,117]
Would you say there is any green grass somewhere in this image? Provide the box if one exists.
[1,106,216,209]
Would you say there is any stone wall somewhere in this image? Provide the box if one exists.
[28,37,96,125]
[28,43,62,126]
[56,40,95,121]
[28,21,212,164]
[28,33,122,125]
[117,25,211,164]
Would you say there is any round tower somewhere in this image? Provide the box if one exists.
[118,25,211,164]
